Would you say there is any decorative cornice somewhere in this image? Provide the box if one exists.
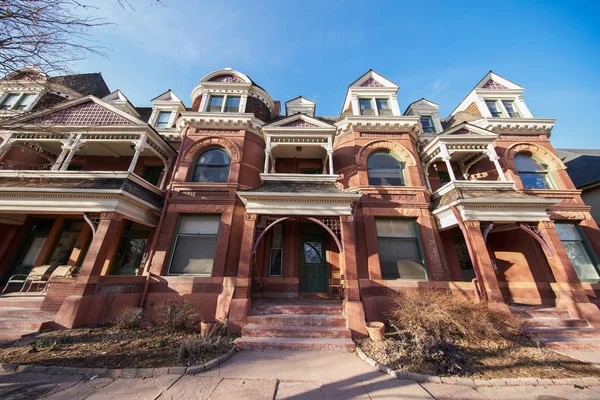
[177,112,263,137]
[335,116,421,140]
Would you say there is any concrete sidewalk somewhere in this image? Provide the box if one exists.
[1,351,600,399]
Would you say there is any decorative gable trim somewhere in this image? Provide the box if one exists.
[263,114,336,130]
[481,79,508,90]
[21,99,137,126]
[360,78,385,88]
[350,70,399,89]
[281,119,320,128]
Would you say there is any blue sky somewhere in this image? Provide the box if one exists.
[74,0,600,149]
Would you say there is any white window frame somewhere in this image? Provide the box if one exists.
[154,110,173,128]
[484,99,522,118]
[0,92,37,111]
[205,94,242,113]
[358,97,393,116]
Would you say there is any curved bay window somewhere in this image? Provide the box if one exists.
[192,148,230,183]
[367,151,405,186]
[514,153,552,189]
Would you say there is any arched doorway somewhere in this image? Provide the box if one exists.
[251,217,343,297]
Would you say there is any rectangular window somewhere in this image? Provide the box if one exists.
[485,100,503,118]
[0,93,20,110]
[556,223,600,281]
[375,99,391,115]
[420,116,436,133]
[155,111,172,128]
[502,100,520,118]
[269,224,284,276]
[168,215,221,275]
[207,96,224,112]
[13,94,33,110]
[224,96,241,113]
[359,99,374,115]
[438,170,451,186]
[375,218,427,280]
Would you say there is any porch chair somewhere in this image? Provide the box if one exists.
[330,272,344,300]
[1,265,51,295]
[26,265,74,295]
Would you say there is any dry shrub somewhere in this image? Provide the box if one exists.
[178,321,226,362]
[388,290,519,374]
[114,307,145,330]
[156,299,199,332]
[390,290,518,344]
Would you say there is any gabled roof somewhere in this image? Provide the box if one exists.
[348,69,399,89]
[151,89,183,103]
[3,95,149,127]
[102,90,140,118]
[474,71,523,91]
[404,98,439,115]
[557,149,600,188]
[285,96,316,117]
[439,122,498,138]
[263,113,336,130]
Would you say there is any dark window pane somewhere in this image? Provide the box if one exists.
[514,154,545,172]
[269,248,283,276]
[486,100,503,117]
[192,149,231,182]
[502,101,519,117]
[303,241,323,264]
[420,116,435,133]
[359,99,372,110]
[169,235,217,275]
[367,152,404,186]
[208,96,224,112]
[376,99,389,110]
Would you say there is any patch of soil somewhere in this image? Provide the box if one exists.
[358,330,600,379]
[0,326,237,369]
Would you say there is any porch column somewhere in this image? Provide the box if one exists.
[487,144,507,181]
[536,220,600,327]
[59,133,83,171]
[340,214,368,337]
[34,217,65,267]
[328,150,334,174]
[263,149,270,174]
[460,219,504,302]
[76,213,126,280]
[440,144,456,181]
[128,134,147,173]
[52,134,75,171]
[158,163,171,190]
[229,213,258,334]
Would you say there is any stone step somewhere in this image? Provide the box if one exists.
[0,317,53,331]
[0,329,38,346]
[242,324,352,339]
[538,338,600,351]
[523,327,600,340]
[246,314,346,327]
[250,304,343,315]
[0,307,54,319]
[512,308,571,319]
[520,318,589,329]
[0,295,45,309]
[237,337,355,351]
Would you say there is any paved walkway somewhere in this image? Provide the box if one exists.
[2,351,600,399]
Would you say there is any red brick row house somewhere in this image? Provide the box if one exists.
[1,66,600,348]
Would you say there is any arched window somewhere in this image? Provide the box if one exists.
[367,151,405,186]
[191,148,230,182]
[514,153,552,189]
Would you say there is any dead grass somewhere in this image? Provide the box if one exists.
[0,325,236,369]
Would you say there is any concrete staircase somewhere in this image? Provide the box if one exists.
[0,295,55,346]
[513,306,600,351]
[238,299,355,351]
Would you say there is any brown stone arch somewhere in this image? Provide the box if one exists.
[504,142,566,172]
[357,140,417,167]
[175,136,241,182]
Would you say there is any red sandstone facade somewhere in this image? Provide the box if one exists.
[1,67,600,341]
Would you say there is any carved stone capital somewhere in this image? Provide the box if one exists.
[99,212,125,222]
[464,220,480,228]
[244,213,258,221]
[340,215,354,223]
[538,220,555,229]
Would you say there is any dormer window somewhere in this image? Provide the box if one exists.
[420,116,436,133]
[0,93,35,111]
[206,95,241,113]
[485,99,521,118]
[155,111,172,128]
[359,99,374,115]
[502,100,520,117]
[359,98,392,116]
[485,100,503,118]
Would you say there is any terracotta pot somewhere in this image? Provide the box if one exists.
[201,320,219,337]
[366,321,385,342]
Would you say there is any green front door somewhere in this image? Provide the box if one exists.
[300,233,328,292]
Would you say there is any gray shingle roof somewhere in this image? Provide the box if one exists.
[557,149,600,188]
[248,180,343,194]
[48,73,111,98]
